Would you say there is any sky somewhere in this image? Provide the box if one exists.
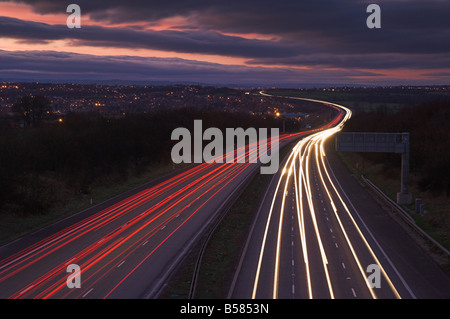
[0,0,449,87]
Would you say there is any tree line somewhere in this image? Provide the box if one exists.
[342,99,450,195]
[0,102,281,216]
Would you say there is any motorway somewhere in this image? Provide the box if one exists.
[1,94,449,299]
[229,97,450,299]
[0,151,261,298]
[229,110,403,298]
[0,110,315,299]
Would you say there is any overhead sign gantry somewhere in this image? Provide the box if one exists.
[336,132,412,205]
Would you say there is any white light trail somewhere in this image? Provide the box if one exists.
[251,95,402,299]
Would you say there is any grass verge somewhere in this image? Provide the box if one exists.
[160,139,298,299]
[336,149,450,273]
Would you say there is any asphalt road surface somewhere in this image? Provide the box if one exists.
[2,95,448,299]
[229,101,450,299]
[0,123,309,299]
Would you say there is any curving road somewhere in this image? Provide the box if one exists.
[2,94,448,299]
[0,112,314,299]
[228,96,450,299]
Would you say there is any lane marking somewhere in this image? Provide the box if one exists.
[82,288,94,298]
[65,257,76,265]
[19,285,34,296]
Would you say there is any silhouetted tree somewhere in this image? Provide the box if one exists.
[12,95,50,127]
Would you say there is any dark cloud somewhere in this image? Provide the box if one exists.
[0,0,449,85]
[8,0,450,46]
[421,71,450,77]
[247,53,450,70]
[0,49,381,86]
[4,0,450,57]
[0,16,299,58]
